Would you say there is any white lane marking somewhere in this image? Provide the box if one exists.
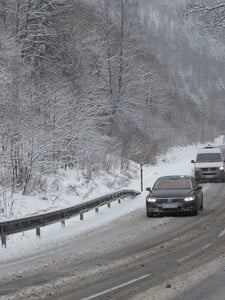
[0,256,43,270]
[201,243,212,250]
[177,254,194,263]
[0,247,65,270]
[79,274,151,300]
[218,229,225,238]
[178,242,213,263]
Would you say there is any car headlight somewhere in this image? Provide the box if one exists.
[219,166,224,170]
[146,197,157,203]
[184,196,195,202]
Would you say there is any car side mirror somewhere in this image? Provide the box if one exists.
[191,160,195,163]
[196,185,202,190]
[146,187,151,192]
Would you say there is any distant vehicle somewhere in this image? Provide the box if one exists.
[146,175,203,217]
[191,146,225,183]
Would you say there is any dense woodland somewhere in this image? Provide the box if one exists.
[0,0,225,194]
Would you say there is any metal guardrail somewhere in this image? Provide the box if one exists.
[0,189,140,247]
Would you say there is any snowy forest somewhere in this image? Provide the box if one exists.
[0,0,225,195]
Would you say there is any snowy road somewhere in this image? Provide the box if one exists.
[1,182,225,299]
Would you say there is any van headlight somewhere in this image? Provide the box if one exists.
[219,166,224,170]
[184,196,195,202]
[146,197,157,203]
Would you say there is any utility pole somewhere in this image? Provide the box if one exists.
[140,163,144,192]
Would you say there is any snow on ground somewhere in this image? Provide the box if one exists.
[0,136,223,262]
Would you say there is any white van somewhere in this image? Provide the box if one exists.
[191,146,225,182]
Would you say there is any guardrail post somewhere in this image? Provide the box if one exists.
[107,202,111,208]
[95,207,99,214]
[36,227,41,237]
[80,212,84,220]
[61,220,65,227]
[1,235,6,248]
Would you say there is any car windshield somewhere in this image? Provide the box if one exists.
[196,153,222,163]
[153,178,192,190]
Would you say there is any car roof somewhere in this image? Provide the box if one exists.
[156,175,193,180]
[197,147,221,154]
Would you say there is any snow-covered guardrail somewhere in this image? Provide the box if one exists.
[0,189,140,247]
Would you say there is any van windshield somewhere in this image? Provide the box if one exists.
[196,153,222,163]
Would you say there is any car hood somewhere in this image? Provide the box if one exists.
[149,189,192,198]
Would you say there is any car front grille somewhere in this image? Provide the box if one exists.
[201,167,218,171]
[156,197,184,204]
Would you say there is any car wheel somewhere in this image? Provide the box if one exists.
[146,212,154,217]
[191,208,198,216]
[199,199,203,210]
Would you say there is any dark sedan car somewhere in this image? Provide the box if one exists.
[146,175,203,217]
